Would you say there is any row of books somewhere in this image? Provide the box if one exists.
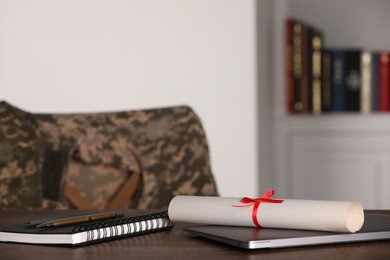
[286,18,390,114]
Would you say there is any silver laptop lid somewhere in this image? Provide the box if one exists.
[183,213,390,249]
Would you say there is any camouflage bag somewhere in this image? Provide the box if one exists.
[35,106,219,209]
[0,101,219,210]
[0,101,43,209]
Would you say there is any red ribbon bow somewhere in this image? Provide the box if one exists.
[233,189,284,227]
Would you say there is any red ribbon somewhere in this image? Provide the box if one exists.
[233,189,284,227]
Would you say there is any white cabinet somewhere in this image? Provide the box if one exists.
[267,0,390,209]
[290,132,390,208]
[273,115,390,209]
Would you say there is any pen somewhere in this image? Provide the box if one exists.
[36,212,121,228]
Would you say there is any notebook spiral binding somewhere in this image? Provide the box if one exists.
[72,211,174,243]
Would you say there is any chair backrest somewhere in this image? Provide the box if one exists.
[0,101,219,210]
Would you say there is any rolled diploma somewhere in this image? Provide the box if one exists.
[168,196,364,233]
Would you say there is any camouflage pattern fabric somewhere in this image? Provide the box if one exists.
[0,100,218,210]
[35,106,219,209]
[36,112,143,209]
[0,101,43,209]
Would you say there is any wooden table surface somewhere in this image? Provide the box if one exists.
[0,210,389,260]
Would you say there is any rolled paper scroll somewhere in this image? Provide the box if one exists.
[168,190,365,233]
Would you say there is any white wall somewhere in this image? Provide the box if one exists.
[0,0,260,197]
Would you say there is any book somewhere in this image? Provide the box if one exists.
[321,49,332,112]
[310,27,323,114]
[306,26,314,112]
[301,23,309,112]
[371,53,380,111]
[330,50,346,111]
[379,52,390,111]
[345,50,362,111]
[0,211,173,246]
[371,52,379,111]
[293,20,304,112]
[286,18,295,113]
[360,51,373,113]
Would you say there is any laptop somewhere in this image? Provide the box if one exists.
[183,213,390,249]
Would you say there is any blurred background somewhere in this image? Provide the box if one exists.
[1,0,262,198]
[1,0,390,208]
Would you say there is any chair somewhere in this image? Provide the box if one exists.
[0,101,219,210]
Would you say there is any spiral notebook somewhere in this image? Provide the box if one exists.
[0,211,174,246]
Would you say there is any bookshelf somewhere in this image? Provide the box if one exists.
[269,0,390,209]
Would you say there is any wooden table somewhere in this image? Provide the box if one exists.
[0,210,389,259]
